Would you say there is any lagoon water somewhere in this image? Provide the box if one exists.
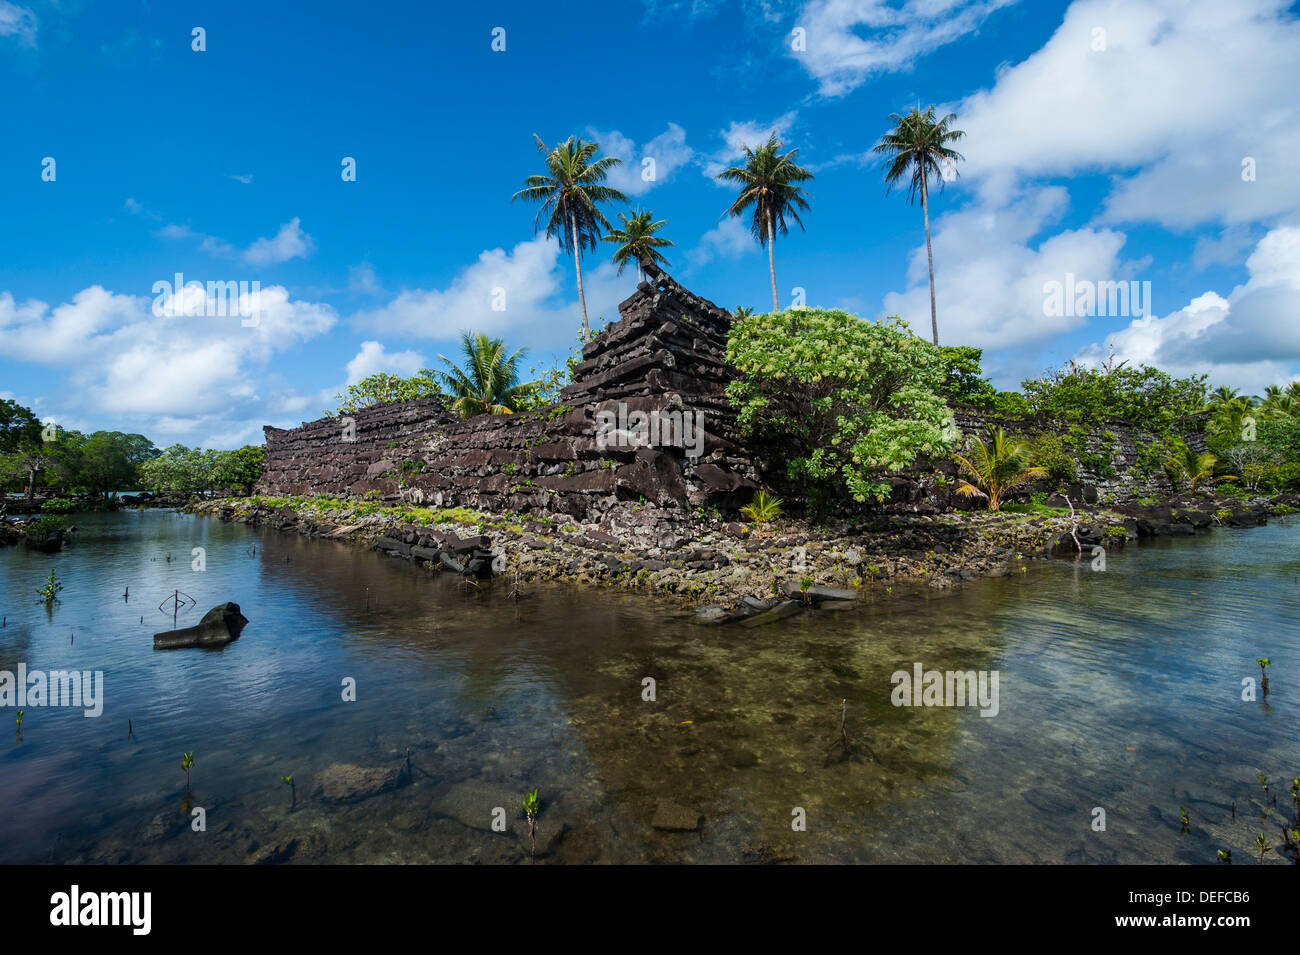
[1,510,1297,864]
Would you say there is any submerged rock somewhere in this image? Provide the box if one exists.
[314,763,403,804]
[153,602,248,650]
[651,800,702,832]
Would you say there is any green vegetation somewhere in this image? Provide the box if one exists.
[513,135,628,337]
[40,497,76,514]
[873,105,965,346]
[328,370,443,416]
[739,491,783,524]
[434,332,537,418]
[726,307,951,514]
[954,428,1047,512]
[35,568,63,603]
[523,788,540,858]
[602,208,675,281]
[139,444,264,496]
[1164,441,1217,493]
[715,130,814,312]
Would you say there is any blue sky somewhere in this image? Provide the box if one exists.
[2,0,1298,449]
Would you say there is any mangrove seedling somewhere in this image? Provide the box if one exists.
[1256,657,1270,696]
[36,569,63,604]
[15,710,24,733]
[1179,806,1189,833]
[281,775,295,808]
[1256,831,1272,864]
[1258,773,1269,795]
[182,752,194,792]
[799,576,813,605]
[523,788,540,858]
[1217,849,1232,864]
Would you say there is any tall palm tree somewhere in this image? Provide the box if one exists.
[953,428,1046,512]
[601,209,675,282]
[715,131,813,312]
[435,332,536,418]
[873,105,965,346]
[513,135,628,337]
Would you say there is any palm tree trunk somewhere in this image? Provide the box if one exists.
[767,207,779,312]
[25,465,35,503]
[920,166,938,346]
[570,211,590,338]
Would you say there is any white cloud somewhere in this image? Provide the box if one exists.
[1073,226,1300,391]
[957,0,1300,228]
[352,234,630,346]
[343,341,426,386]
[790,0,1018,97]
[0,1,36,46]
[157,216,314,266]
[881,185,1133,349]
[0,282,338,442]
[587,123,694,197]
[688,217,755,267]
[703,112,799,180]
[244,217,314,266]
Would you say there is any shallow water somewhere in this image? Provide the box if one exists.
[1,510,1296,864]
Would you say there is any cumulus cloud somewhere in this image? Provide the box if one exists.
[0,282,337,442]
[342,340,426,386]
[957,0,1300,228]
[881,185,1134,349]
[688,217,755,267]
[789,0,1018,97]
[703,112,799,180]
[587,123,695,196]
[243,217,314,266]
[352,234,631,347]
[1073,227,1300,391]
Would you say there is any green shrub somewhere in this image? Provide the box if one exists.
[41,497,77,514]
[1030,434,1078,485]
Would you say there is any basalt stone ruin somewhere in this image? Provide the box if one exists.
[257,264,760,523]
[257,265,1195,522]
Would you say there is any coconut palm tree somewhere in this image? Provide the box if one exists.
[513,135,628,337]
[435,332,537,418]
[733,306,755,319]
[1165,440,1217,493]
[715,131,813,313]
[953,428,1046,512]
[602,209,675,282]
[873,105,965,346]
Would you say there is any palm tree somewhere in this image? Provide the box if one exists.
[1206,384,1243,411]
[873,105,965,346]
[953,428,1046,511]
[513,135,628,337]
[435,332,536,418]
[715,131,813,312]
[733,306,755,319]
[601,209,675,282]
[1165,440,1217,493]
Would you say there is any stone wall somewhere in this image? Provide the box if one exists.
[257,268,1202,517]
[257,265,759,522]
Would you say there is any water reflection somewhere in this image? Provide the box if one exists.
[0,511,1296,864]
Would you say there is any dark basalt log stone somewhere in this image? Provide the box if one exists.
[154,602,249,650]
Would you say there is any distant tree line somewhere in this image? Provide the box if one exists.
[0,398,263,502]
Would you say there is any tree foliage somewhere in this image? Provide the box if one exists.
[726,308,953,511]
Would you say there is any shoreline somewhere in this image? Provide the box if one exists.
[186,491,1300,627]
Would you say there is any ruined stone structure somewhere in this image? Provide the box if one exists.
[257,266,759,522]
[257,267,1194,516]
